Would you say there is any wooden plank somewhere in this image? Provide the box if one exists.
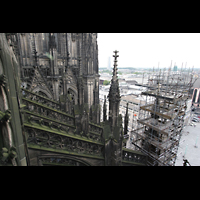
[137,119,169,136]
[140,105,172,119]
[141,92,174,101]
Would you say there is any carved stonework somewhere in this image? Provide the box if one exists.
[0,109,11,124]
[38,155,90,166]
[0,146,17,166]
[0,33,147,166]
[28,68,53,98]
[25,127,104,157]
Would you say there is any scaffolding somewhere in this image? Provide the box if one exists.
[131,66,196,166]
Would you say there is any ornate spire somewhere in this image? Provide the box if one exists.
[108,50,120,102]
[108,50,121,129]
[31,33,38,67]
[112,50,119,82]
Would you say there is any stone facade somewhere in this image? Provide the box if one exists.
[0,33,27,166]
[0,33,146,166]
[8,33,100,122]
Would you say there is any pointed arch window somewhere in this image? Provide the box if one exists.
[91,60,93,74]
[71,33,76,42]
[88,60,90,74]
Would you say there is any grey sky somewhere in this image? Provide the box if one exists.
[97,33,200,69]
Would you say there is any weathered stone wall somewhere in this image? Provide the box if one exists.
[0,33,27,166]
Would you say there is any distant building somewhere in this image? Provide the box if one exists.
[173,65,178,71]
[99,75,148,123]
[120,94,146,129]
[99,79,104,85]
[99,72,112,85]
[126,80,138,85]
[99,88,146,128]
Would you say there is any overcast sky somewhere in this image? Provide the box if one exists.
[97,33,200,69]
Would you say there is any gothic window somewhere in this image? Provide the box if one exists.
[59,68,63,76]
[68,88,76,105]
[87,58,93,75]
[91,61,93,74]
[47,68,51,76]
[71,33,76,42]
[23,69,26,77]
[42,33,47,52]
[57,34,61,54]
[37,34,42,53]
[59,82,63,95]
[23,58,26,66]
[72,42,77,63]
[28,69,31,77]
[24,35,28,55]
[23,68,31,77]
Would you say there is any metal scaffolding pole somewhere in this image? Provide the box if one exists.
[131,65,196,166]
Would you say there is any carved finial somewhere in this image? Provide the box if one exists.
[113,50,119,57]
[112,50,119,81]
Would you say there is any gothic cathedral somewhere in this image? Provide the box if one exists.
[16,33,100,123]
[0,33,146,166]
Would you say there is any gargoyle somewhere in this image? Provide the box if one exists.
[0,109,11,124]
[0,146,17,164]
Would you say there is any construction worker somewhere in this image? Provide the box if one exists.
[183,159,191,166]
